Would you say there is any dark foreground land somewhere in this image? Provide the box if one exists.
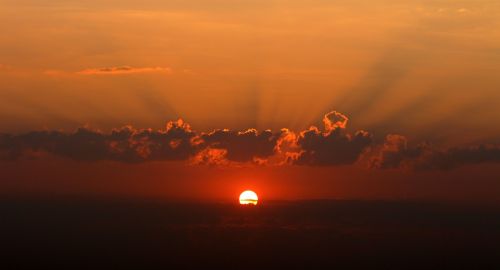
[2,198,500,269]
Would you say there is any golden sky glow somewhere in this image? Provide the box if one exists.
[1,0,500,146]
[1,1,500,202]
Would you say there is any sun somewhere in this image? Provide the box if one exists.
[239,190,258,205]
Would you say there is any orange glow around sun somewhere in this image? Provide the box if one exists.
[239,190,258,205]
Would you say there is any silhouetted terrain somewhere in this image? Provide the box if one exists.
[2,198,500,269]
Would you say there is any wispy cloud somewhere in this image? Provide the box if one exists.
[76,66,172,75]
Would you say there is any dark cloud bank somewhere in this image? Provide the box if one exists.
[1,111,499,170]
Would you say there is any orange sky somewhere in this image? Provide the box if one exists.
[1,0,500,202]
[2,156,500,203]
[1,0,500,143]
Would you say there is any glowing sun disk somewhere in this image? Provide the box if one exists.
[239,190,258,205]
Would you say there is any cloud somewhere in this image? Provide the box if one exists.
[268,111,374,166]
[272,128,302,165]
[323,111,348,131]
[363,134,424,169]
[199,129,281,163]
[190,111,373,166]
[294,128,372,166]
[414,145,500,170]
[190,148,229,166]
[2,110,500,170]
[365,135,500,170]
[0,119,197,162]
[76,66,172,75]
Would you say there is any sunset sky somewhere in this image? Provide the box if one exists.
[1,0,500,202]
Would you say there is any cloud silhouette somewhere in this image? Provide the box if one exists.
[1,111,500,170]
[294,124,373,166]
[365,134,500,170]
[289,111,372,166]
[365,134,417,169]
[199,129,281,162]
[413,145,500,170]
[0,119,197,162]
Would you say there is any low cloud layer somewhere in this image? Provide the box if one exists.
[0,119,196,162]
[1,111,499,170]
[366,135,500,170]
